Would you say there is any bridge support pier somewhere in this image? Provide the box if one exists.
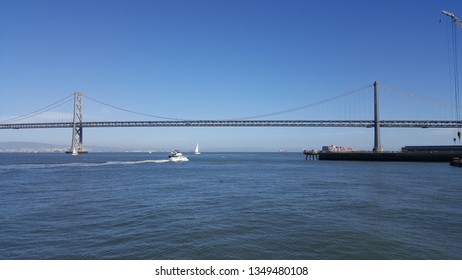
[67,92,87,154]
[373,81,383,152]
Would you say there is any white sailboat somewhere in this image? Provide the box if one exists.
[194,143,201,155]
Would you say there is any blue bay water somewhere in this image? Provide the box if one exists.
[0,152,460,259]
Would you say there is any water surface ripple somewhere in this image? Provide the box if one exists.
[0,153,460,259]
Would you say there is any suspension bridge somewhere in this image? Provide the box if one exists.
[1,10,460,155]
[1,81,461,154]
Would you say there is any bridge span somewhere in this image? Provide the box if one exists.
[1,120,461,129]
[2,82,461,153]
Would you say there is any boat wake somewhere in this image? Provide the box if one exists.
[102,159,170,165]
[0,159,170,170]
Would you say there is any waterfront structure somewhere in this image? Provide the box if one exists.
[401,145,462,152]
[304,145,462,162]
[303,149,462,162]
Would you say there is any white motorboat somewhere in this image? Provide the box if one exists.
[168,150,189,162]
[194,143,201,155]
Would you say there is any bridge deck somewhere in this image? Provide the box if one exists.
[1,120,461,129]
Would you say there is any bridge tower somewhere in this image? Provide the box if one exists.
[67,92,86,154]
[373,81,383,152]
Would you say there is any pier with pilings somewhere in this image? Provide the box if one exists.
[303,146,462,162]
[304,150,320,160]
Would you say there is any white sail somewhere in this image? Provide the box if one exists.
[195,143,201,155]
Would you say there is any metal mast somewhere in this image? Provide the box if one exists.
[68,92,85,154]
[442,10,462,28]
[442,10,462,143]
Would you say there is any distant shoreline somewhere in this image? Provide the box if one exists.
[0,150,303,153]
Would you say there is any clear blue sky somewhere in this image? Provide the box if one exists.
[1,0,461,151]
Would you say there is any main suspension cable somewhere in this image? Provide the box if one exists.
[0,94,74,123]
[233,84,373,120]
[85,96,184,121]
